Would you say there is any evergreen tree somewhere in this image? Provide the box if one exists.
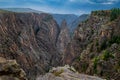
[110,8,120,21]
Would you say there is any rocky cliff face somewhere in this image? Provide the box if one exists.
[64,10,120,79]
[56,20,70,58]
[0,10,61,80]
[1,9,120,80]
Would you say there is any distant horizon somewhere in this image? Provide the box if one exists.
[0,0,120,15]
[0,7,118,16]
[0,7,88,16]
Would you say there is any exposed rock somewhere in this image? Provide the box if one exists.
[0,10,61,80]
[64,10,111,63]
[64,10,120,79]
[1,8,120,80]
[36,65,104,80]
[57,20,70,58]
[0,57,27,80]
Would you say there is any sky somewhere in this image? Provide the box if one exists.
[0,0,120,15]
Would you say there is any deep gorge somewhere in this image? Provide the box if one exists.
[0,9,120,80]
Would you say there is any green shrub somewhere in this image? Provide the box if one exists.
[81,63,88,72]
[108,36,120,46]
[92,10,109,16]
[93,56,100,74]
[101,50,114,61]
[100,40,107,50]
[76,56,81,61]
[110,8,120,21]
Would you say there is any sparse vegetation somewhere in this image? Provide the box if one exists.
[92,10,109,16]
[115,61,120,73]
[101,50,114,61]
[108,36,120,46]
[93,56,100,74]
[53,69,64,76]
[110,8,120,21]
[81,63,88,72]
[92,50,114,74]
[76,56,81,61]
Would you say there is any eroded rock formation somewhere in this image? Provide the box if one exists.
[1,9,120,80]
[0,10,61,80]
[57,20,70,57]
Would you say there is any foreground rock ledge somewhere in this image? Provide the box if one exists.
[0,57,27,80]
[36,65,104,80]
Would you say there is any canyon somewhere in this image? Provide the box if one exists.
[0,10,61,80]
[0,8,120,80]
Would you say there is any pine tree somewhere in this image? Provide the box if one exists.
[110,8,120,21]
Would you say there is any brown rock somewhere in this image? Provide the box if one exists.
[0,11,61,79]
[63,10,120,79]
[36,65,104,80]
[57,20,70,60]
[0,57,27,80]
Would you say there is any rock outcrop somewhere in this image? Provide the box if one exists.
[36,65,104,80]
[0,10,61,80]
[0,57,27,80]
[57,20,70,58]
[64,10,120,79]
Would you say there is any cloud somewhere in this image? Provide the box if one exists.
[68,0,91,3]
[69,0,77,2]
[102,2,114,5]
[28,4,86,15]
[0,0,120,15]
[88,0,119,5]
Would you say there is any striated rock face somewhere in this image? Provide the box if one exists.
[1,9,120,80]
[57,20,70,58]
[0,57,27,80]
[36,65,104,80]
[0,10,61,80]
[64,10,120,79]
[64,11,110,64]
